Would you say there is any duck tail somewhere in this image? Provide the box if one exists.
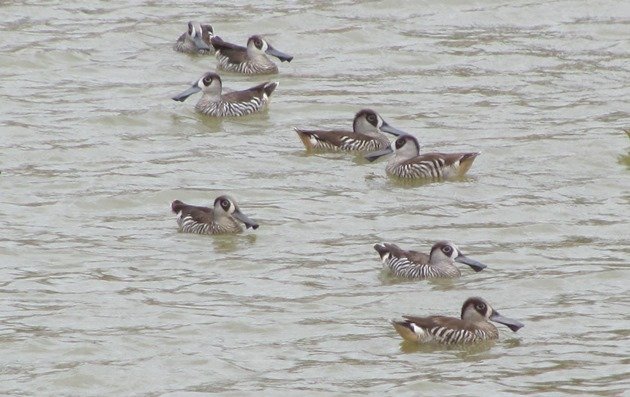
[210,35,225,48]
[458,152,480,175]
[294,128,315,150]
[171,200,185,213]
[391,320,420,343]
[264,81,278,97]
[373,243,392,261]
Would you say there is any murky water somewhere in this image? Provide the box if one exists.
[1,1,629,395]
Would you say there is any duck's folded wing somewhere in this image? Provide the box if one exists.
[403,315,478,343]
[382,243,429,264]
[222,82,277,103]
[211,36,247,62]
[415,152,479,167]
[295,129,354,146]
[175,203,214,224]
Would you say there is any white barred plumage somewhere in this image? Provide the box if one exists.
[339,136,385,151]
[425,326,493,344]
[381,255,459,278]
[216,53,277,74]
[305,134,387,151]
[387,157,459,179]
[308,135,339,151]
[177,212,237,234]
[196,95,267,117]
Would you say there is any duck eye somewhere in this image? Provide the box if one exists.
[367,114,376,123]
[395,137,406,149]
[202,76,212,85]
[476,304,486,311]
[443,246,452,254]
[221,199,230,208]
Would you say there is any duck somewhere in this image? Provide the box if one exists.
[294,109,407,152]
[365,134,480,180]
[172,72,278,117]
[211,35,293,74]
[374,241,486,279]
[173,21,214,54]
[171,195,259,235]
[392,297,524,344]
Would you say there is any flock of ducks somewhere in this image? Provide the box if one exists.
[170,21,524,346]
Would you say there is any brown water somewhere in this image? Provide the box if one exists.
[1,1,629,396]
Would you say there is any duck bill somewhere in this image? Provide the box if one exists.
[364,147,393,162]
[172,85,201,102]
[193,35,212,51]
[490,311,524,332]
[455,255,487,272]
[380,121,407,137]
[266,45,293,62]
[233,209,259,230]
